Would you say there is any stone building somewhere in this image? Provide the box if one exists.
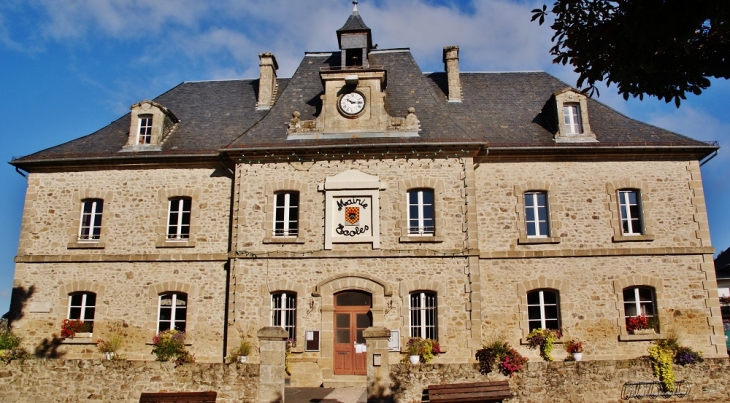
[8,5,723,387]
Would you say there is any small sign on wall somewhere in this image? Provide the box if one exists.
[322,170,384,249]
[388,330,400,351]
[28,302,51,313]
[305,330,320,351]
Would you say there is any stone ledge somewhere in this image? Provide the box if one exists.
[398,236,444,243]
[15,253,228,263]
[480,246,713,259]
[518,236,561,245]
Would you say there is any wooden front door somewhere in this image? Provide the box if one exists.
[333,291,372,375]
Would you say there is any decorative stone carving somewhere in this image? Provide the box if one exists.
[287,111,318,134]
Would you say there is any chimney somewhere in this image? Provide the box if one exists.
[257,53,279,110]
[443,46,462,103]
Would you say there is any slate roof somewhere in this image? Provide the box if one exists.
[10,47,716,169]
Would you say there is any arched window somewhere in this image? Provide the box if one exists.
[271,292,296,340]
[623,286,656,319]
[410,291,437,339]
[158,292,187,332]
[68,292,96,332]
[527,289,560,332]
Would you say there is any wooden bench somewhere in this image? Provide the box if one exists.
[139,391,217,403]
[427,381,512,403]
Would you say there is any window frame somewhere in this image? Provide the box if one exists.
[273,192,299,237]
[617,189,644,236]
[157,292,187,333]
[271,292,297,341]
[409,291,438,340]
[138,115,153,144]
[623,286,656,320]
[407,189,435,236]
[78,199,103,242]
[526,289,561,332]
[166,197,191,240]
[562,103,583,135]
[68,291,96,333]
[524,191,550,238]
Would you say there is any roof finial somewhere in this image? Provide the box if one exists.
[352,0,358,13]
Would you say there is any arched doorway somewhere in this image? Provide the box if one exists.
[333,290,372,375]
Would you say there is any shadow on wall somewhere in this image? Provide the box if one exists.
[3,285,34,325]
[2,285,67,359]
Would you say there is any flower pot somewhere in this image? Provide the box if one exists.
[409,355,420,365]
[104,352,115,361]
[237,355,248,364]
[572,352,582,362]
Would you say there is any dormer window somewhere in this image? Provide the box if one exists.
[123,100,178,151]
[563,103,583,135]
[551,88,596,143]
[138,115,153,144]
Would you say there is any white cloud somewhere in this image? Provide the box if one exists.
[648,106,728,148]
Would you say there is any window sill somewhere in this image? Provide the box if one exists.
[145,342,193,346]
[67,241,105,249]
[61,335,95,345]
[518,236,561,245]
[399,236,443,243]
[156,240,196,248]
[613,233,654,242]
[619,333,665,342]
[520,338,564,346]
[263,237,305,244]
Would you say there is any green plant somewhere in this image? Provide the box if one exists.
[97,332,123,354]
[0,328,28,363]
[475,337,528,377]
[649,344,675,391]
[526,328,561,361]
[227,339,253,363]
[405,337,441,363]
[151,329,192,364]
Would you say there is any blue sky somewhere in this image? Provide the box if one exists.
[0,0,728,314]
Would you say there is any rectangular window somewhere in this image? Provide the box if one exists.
[410,291,437,340]
[408,189,435,236]
[274,192,299,237]
[524,191,549,237]
[158,292,187,332]
[78,199,103,241]
[563,103,583,134]
[68,292,95,333]
[618,190,643,235]
[138,116,153,144]
[167,197,191,239]
[271,292,296,341]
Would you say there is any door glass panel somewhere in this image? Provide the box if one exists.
[356,313,371,328]
[336,329,350,343]
[336,313,350,328]
[356,330,364,344]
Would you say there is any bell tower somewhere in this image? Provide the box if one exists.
[336,1,372,68]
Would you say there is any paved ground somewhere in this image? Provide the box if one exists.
[285,387,367,403]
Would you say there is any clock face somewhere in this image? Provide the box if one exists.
[339,92,365,116]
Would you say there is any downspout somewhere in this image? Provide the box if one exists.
[15,167,28,179]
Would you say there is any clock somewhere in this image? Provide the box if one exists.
[339,92,365,116]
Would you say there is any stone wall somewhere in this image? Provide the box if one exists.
[0,360,258,403]
[389,358,730,403]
